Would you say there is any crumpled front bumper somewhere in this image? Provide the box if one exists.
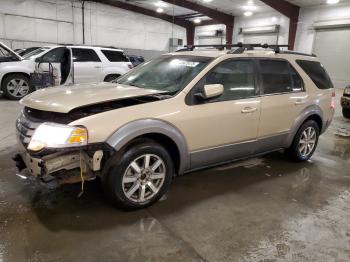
[14,141,103,186]
[14,110,107,186]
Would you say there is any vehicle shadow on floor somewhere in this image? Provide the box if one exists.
[26,151,325,232]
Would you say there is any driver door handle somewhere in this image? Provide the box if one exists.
[241,107,257,114]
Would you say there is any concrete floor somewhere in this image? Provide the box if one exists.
[0,90,349,262]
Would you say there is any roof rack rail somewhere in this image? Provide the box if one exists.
[58,43,122,50]
[228,43,289,54]
[176,42,290,54]
[279,51,317,57]
[176,43,245,52]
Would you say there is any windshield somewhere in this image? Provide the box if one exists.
[117,55,212,93]
[19,47,40,57]
[23,47,50,60]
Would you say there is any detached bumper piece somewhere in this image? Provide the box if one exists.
[13,150,103,187]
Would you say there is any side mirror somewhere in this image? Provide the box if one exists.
[195,84,224,100]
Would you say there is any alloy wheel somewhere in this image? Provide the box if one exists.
[298,126,317,157]
[122,154,166,203]
[7,79,29,98]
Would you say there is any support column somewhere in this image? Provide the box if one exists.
[288,15,299,50]
[186,25,195,46]
[259,0,300,50]
[225,24,233,45]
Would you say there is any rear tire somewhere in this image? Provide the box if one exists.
[102,140,174,210]
[342,108,350,119]
[287,120,320,162]
[1,74,33,100]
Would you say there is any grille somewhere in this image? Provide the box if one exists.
[16,112,42,147]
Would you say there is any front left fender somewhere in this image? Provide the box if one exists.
[106,119,190,174]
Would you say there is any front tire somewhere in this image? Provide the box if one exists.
[1,74,33,100]
[104,74,120,82]
[102,140,174,210]
[287,120,320,162]
[343,108,350,119]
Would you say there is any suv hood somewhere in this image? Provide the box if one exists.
[0,42,22,62]
[20,82,164,113]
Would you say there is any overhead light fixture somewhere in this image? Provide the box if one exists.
[244,11,253,16]
[155,1,167,8]
[202,0,213,2]
[242,5,257,11]
[326,0,339,4]
[247,0,254,4]
[156,7,164,13]
[271,16,278,22]
[194,18,201,24]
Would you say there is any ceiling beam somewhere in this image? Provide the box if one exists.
[93,0,193,29]
[175,12,203,19]
[259,0,300,50]
[91,0,195,45]
[259,0,299,18]
[162,0,234,25]
[197,20,222,26]
[162,0,234,44]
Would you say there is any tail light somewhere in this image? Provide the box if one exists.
[331,91,335,109]
[128,64,133,69]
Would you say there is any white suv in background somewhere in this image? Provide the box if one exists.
[0,43,133,100]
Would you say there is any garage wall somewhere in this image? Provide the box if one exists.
[83,1,186,59]
[233,11,290,45]
[193,12,289,47]
[0,0,75,48]
[194,24,226,45]
[0,0,186,59]
[294,3,350,88]
[295,3,350,53]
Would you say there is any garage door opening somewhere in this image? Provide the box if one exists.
[313,28,350,88]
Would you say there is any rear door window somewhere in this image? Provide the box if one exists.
[259,60,292,94]
[72,48,101,62]
[290,65,304,92]
[259,59,304,95]
[296,60,334,89]
[101,50,129,62]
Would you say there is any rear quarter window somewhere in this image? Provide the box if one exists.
[101,50,129,62]
[296,60,334,89]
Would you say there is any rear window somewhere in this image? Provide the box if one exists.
[101,50,129,62]
[296,60,334,89]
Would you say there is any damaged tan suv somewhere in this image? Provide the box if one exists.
[14,44,335,210]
